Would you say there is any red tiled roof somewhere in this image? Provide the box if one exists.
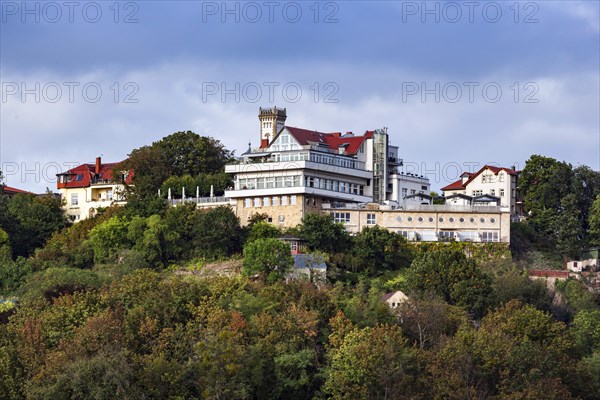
[282,126,374,155]
[2,185,31,195]
[441,165,520,192]
[440,179,464,191]
[529,270,569,278]
[57,160,132,189]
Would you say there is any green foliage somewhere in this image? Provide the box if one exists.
[18,267,103,302]
[429,300,575,399]
[556,193,584,258]
[351,226,413,273]
[518,156,600,256]
[160,172,232,199]
[192,206,243,260]
[571,309,600,354]
[555,279,597,315]
[242,238,293,283]
[325,319,417,400]
[299,213,350,254]
[589,194,600,245]
[246,221,281,243]
[405,248,494,317]
[120,131,233,199]
[0,193,68,258]
[88,216,132,263]
[519,155,574,232]
[0,257,33,296]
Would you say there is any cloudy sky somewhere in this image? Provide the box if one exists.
[1,0,599,192]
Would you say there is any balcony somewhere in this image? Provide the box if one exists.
[388,157,403,166]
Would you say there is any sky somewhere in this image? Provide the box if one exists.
[1,0,599,192]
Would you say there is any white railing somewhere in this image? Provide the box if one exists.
[170,196,230,206]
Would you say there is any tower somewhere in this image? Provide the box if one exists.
[258,106,287,148]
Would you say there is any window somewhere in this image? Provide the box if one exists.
[402,188,407,198]
[480,218,485,223]
[421,185,428,190]
[263,197,270,207]
[449,217,455,223]
[481,232,499,242]
[490,218,496,223]
[272,196,279,206]
[244,198,251,208]
[490,189,495,196]
[418,217,424,222]
[439,217,444,222]
[499,173,505,182]
[312,197,316,206]
[459,217,465,223]
[367,213,376,225]
[410,189,416,195]
[332,212,351,223]
[429,217,434,222]
[470,217,475,223]
[407,216,413,222]
[472,190,483,196]
[107,190,113,200]
[439,231,455,239]
[75,174,83,181]
[253,198,261,207]
[290,241,298,252]
[500,189,505,197]
[71,193,79,206]
[281,196,288,206]
[290,195,297,205]
[279,215,285,223]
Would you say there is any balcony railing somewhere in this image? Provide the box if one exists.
[170,196,230,205]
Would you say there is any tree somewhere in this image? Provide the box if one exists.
[120,131,233,199]
[519,155,574,227]
[429,300,575,399]
[325,322,417,400]
[571,309,600,354]
[405,249,493,317]
[246,221,280,244]
[88,216,131,263]
[191,206,243,259]
[242,238,293,283]
[299,213,350,254]
[1,193,69,258]
[397,295,467,350]
[573,165,600,233]
[555,193,584,258]
[588,194,600,245]
[351,226,412,273]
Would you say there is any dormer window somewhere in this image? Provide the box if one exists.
[75,174,83,181]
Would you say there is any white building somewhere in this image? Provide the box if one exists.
[441,165,523,217]
[224,106,429,226]
[56,157,131,221]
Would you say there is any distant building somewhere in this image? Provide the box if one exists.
[1,185,32,197]
[56,157,132,221]
[441,165,523,218]
[225,106,429,227]
[566,247,600,273]
[382,290,408,308]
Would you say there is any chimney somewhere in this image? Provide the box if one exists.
[95,157,101,175]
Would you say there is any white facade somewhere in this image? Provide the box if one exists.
[389,172,431,207]
[441,166,522,216]
[58,183,126,221]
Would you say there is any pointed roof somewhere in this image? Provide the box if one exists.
[57,160,132,189]
[276,126,374,155]
[1,185,32,195]
[441,165,519,191]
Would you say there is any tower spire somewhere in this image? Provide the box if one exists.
[258,106,287,148]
